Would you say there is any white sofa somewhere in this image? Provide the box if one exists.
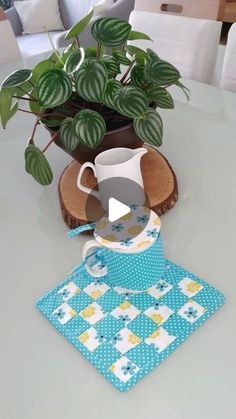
[6,0,135,57]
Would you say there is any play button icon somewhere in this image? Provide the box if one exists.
[108,197,131,223]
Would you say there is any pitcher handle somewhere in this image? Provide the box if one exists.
[68,223,96,238]
[77,162,100,200]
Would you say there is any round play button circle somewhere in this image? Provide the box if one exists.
[84,176,155,246]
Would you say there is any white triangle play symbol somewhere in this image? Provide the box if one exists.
[108,197,131,223]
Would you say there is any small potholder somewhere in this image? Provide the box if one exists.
[36,260,225,392]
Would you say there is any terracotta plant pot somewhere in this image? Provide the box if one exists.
[54,121,143,164]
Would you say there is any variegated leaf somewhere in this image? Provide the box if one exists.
[75,58,108,103]
[60,117,80,152]
[101,55,121,77]
[112,48,132,65]
[133,108,163,146]
[145,59,180,86]
[36,69,72,108]
[64,48,84,74]
[146,86,174,108]
[114,85,148,118]
[130,64,146,88]
[1,69,32,88]
[25,144,53,185]
[74,109,106,148]
[126,45,148,65]
[91,17,131,47]
[103,79,122,108]
[146,48,160,61]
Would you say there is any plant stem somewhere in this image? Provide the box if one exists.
[13,95,36,102]
[18,108,34,114]
[96,43,101,59]
[31,118,40,143]
[120,62,134,84]
[46,29,64,66]
[17,86,35,99]
[42,131,59,153]
[28,80,36,89]
[76,37,80,48]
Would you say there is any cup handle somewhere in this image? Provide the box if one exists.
[82,240,107,278]
[82,239,101,260]
[77,162,100,200]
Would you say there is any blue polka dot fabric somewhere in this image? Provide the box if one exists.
[36,260,225,392]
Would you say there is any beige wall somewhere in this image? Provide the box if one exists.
[135,0,221,20]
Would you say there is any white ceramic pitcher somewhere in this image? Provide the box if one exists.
[77,147,147,211]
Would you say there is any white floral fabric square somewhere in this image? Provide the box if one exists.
[178,300,206,324]
[83,282,110,300]
[53,302,77,325]
[58,281,80,301]
[144,304,174,326]
[78,327,106,352]
[111,301,141,325]
[109,356,140,383]
[112,327,142,354]
[178,277,203,297]
[79,302,106,325]
[145,327,176,352]
[147,280,173,299]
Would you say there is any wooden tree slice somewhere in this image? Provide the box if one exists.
[58,145,178,230]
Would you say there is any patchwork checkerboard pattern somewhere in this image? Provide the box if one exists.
[37,260,225,392]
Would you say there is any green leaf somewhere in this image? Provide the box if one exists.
[0,88,18,128]
[128,30,152,41]
[60,117,80,152]
[41,118,61,128]
[48,51,63,67]
[32,59,55,84]
[130,64,146,88]
[65,9,94,40]
[75,58,108,103]
[62,42,77,60]
[91,17,131,47]
[145,59,180,86]
[101,55,121,77]
[29,89,42,114]
[1,69,32,88]
[103,79,122,108]
[112,48,132,65]
[126,45,148,64]
[25,144,53,185]
[146,48,160,60]
[146,86,174,109]
[74,109,106,148]
[175,80,191,101]
[64,48,84,74]
[114,86,148,118]
[36,69,72,108]
[85,45,106,58]
[133,108,163,146]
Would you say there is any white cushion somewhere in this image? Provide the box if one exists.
[129,11,222,84]
[0,20,21,64]
[93,0,114,15]
[14,0,64,34]
[220,23,236,93]
[16,31,62,57]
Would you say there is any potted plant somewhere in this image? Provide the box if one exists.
[0,10,189,185]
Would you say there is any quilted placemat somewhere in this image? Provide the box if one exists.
[36,260,225,392]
